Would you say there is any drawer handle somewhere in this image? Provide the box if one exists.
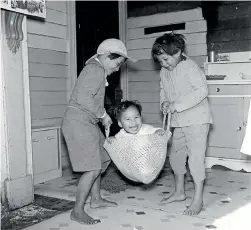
[236,127,242,131]
[32,139,39,143]
[47,136,56,140]
[216,88,220,92]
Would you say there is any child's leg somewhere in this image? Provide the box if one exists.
[90,175,117,208]
[184,124,209,216]
[71,170,101,225]
[161,127,188,204]
[184,178,204,216]
[89,128,117,208]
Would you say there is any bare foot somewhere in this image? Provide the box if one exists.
[90,198,118,208]
[160,192,186,204]
[183,198,203,216]
[70,209,100,225]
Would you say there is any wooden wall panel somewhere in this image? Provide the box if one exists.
[46,8,67,25]
[127,8,203,28]
[30,92,67,106]
[129,92,160,103]
[128,44,207,60]
[128,20,206,40]
[208,1,251,53]
[27,34,67,52]
[27,20,67,39]
[29,77,67,92]
[217,2,251,19]
[46,1,67,12]
[27,2,70,127]
[128,70,160,82]
[128,32,207,50]
[28,48,68,65]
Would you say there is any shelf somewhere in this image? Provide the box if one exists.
[207,80,251,85]
[205,60,251,64]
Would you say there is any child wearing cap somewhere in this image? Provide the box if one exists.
[62,39,132,225]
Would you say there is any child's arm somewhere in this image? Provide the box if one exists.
[142,125,165,136]
[154,128,165,136]
[173,63,208,112]
[160,69,170,112]
[77,66,106,118]
[106,136,116,144]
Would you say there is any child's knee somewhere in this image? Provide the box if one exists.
[169,154,187,175]
[89,169,102,179]
[101,160,111,173]
[188,160,206,181]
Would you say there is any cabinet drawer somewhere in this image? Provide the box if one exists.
[208,84,251,96]
[207,147,242,159]
[32,129,57,142]
[32,129,59,174]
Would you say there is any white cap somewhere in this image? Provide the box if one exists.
[86,38,136,64]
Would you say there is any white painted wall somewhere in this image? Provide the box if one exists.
[27,1,76,171]
[1,1,76,208]
[27,1,70,128]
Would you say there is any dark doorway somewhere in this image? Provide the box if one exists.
[75,1,122,136]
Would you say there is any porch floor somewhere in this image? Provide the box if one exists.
[24,165,251,230]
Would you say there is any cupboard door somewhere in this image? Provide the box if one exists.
[207,97,243,159]
[208,85,251,96]
[32,129,59,175]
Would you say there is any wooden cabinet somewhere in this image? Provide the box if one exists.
[242,98,251,162]
[32,126,62,184]
[204,56,251,172]
[205,84,251,172]
[207,97,243,159]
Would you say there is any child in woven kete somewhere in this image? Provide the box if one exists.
[106,100,165,142]
[151,33,212,216]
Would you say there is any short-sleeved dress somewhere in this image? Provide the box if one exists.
[62,58,110,172]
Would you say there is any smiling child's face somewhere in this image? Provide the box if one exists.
[118,106,142,134]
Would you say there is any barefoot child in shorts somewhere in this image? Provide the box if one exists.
[151,33,212,215]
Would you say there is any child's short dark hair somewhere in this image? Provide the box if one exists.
[151,33,186,62]
[114,100,142,120]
